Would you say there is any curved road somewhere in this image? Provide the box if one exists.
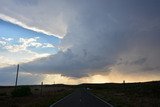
[50,88,113,107]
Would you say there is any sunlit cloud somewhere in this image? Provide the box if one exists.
[0,13,62,38]
[0,37,52,68]
[2,37,55,52]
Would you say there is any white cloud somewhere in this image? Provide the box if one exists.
[19,37,38,44]
[19,37,41,49]
[42,43,54,48]
[0,37,52,68]
[1,37,13,41]
[0,13,62,38]
[0,48,50,68]
[19,37,55,48]
[0,41,7,46]
[3,37,55,52]
[5,44,26,52]
[19,50,50,62]
[30,42,42,48]
[0,56,16,67]
[0,37,13,46]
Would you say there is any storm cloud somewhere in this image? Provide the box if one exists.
[0,0,160,80]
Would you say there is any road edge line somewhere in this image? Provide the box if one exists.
[89,92,114,107]
[49,93,73,107]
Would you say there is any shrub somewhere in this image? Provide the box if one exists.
[34,88,39,91]
[11,86,32,97]
[0,92,7,96]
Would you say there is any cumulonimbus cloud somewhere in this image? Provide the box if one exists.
[0,0,160,79]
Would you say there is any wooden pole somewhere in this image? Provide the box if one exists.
[53,81,55,95]
[15,64,19,89]
[41,82,43,96]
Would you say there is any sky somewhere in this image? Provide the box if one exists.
[0,0,160,85]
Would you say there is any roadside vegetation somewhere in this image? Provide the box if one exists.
[83,81,160,107]
[1,81,160,107]
[0,84,74,107]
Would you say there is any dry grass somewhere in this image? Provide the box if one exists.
[83,81,160,107]
[0,85,73,107]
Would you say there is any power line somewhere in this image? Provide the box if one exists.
[19,66,31,73]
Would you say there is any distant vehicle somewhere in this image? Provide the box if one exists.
[86,87,92,90]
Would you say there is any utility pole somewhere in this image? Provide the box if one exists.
[15,64,19,89]
[41,82,43,96]
[123,80,125,84]
[123,80,125,91]
[53,81,55,95]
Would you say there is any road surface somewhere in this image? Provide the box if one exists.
[50,88,113,107]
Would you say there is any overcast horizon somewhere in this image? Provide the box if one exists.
[0,0,160,86]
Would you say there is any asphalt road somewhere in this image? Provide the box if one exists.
[50,88,113,107]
